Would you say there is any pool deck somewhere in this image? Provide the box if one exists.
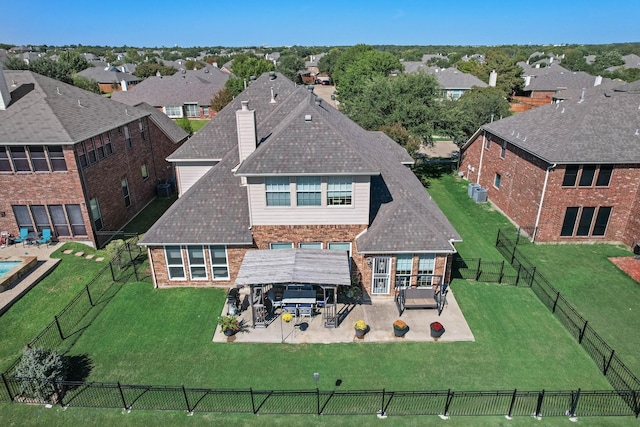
[0,242,60,315]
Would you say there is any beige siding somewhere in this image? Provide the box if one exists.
[175,161,217,196]
[248,175,370,225]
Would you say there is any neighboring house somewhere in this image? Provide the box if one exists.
[606,53,640,72]
[0,65,188,247]
[302,53,326,84]
[402,65,488,100]
[77,64,140,93]
[460,81,640,247]
[138,72,461,299]
[265,52,280,65]
[111,67,229,119]
[520,70,608,99]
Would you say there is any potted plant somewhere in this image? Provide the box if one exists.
[393,319,409,337]
[282,312,293,323]
[354,320,367,338]
[430,321,445,339]
[218,315,241,336]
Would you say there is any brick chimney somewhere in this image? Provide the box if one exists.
[236,100,257,162]
[0,63,12,110]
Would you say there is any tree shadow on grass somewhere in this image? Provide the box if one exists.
[65,354,93,382]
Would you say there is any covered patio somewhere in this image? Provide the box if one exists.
[233,249,352,328]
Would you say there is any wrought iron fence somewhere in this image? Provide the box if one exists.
[495,228,640,398]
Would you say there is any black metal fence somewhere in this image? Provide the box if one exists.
[0,377,637,418]
[495,228,640,398]
[2,232,640,418]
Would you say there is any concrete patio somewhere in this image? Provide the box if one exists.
[213,287,475,344]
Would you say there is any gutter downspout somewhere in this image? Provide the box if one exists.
[532,163,557,242]
[476,130,486,184]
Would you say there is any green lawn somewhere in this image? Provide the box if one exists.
[190,119,209,133]
[121,194,177,234]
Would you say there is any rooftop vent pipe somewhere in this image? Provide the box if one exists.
[315,96,322,106]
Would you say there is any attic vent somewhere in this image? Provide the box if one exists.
[250,75,256,81]
[315,96,322,106]
[307,85,314,93]
[305,114,312,122]
[269,71,276,80]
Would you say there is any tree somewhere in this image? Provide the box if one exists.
[134,63,177,79]
[211,86,234,112]
[225,77,245,97]
[14,347,67,402]
[184,59,205,70]
[176,117,193,136]
[593,51,624,72]
[276,53,305,83]
[483,49,524,96]
[562,48,589,72]
[439,86,512,146]
[57,50,91,74]
[3,56,29,70]
[331,44,376,86]
[72,75,100,94]
[336,49,402,101]
[229,53,274,81]
[318,48,342,76]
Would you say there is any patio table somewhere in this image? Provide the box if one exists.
[282,289,316,305]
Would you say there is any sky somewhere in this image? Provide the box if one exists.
[3,0,639,48]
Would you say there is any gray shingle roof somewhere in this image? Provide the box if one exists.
[0,70,148,144]
[524,70,608,92]
[111,68,229,107]
[478,84,640,164]
[140,72,461,252]
[77,65,140,84]
[132,102,188,143]
[403,65,487,90]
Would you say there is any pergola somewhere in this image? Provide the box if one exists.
[235,249,352,328]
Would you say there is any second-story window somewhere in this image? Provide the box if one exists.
[124,125,132,149]
[48,146,67,171]
[327,176,352,205]
[296,177,321,206]
[121,177,131,207]
[265,177,290,206]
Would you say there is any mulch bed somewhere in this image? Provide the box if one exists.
[609,257,640,283]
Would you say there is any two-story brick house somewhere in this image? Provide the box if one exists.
[0,65,188,247]
[460,81,640,246]
[139,72,461,298]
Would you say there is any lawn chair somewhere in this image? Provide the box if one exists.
[12,228,29,246]
[298,304,313,317]
[36,229,52,247]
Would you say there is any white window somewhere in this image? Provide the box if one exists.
[298,242,322,249]
[165,105,183,118]
[209,245,230,280]
[124,125,132,149]
[265,177,291,206]
[270,242,293,250]
[417,254,435,286]
[296,176,321,206]
[500,141,506,158]
[184,103,199,117]
[141,164,149,180]
[187,245,207,280]
[121,177,131,207]
[494,173,501,189]
[165,246,185,280]
[395,254,412,288]
[89,198,103,231]
[327,176,352,205]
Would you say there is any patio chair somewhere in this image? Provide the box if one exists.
[267,290,284,309]
[36,229,52,247]
[12,228,29,246]
[284,305,298,316]
[298,304,313,317]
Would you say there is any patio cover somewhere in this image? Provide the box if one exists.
[235,249,352,287]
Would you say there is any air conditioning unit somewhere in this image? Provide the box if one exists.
[468,183,481,198]
[474,188,488,203]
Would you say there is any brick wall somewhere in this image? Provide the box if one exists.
[461,131,640,246]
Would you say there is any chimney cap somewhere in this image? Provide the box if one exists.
[241,100,249,111]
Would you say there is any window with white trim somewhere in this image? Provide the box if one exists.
[165,106,182,118]
[327,176,352,205]
[298,242,322,249]
[296,176,321,206]
[209,245,230,280]
[187,246,207,280]
[89,198,103,230]
[124,125,132,149]
[165,246,186,280]
[270,242,293,250]
[417,254,435,286]
[265,177,291,206]
[395,254,412,288]
[121,177,131,207]
[141,164,149,180]
[184,103,199,117]
[494,173,501,189]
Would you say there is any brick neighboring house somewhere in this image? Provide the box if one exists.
[0,65,188,247]
[139,72,461,299]
[112,67,229,119]
[460,81,640,247]
[77,64,140,93]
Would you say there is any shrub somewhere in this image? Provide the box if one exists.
[13,347,67,402]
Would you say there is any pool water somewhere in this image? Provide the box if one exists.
[0,261,20,277]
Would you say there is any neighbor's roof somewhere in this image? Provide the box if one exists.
[0,69,148,144]
[523,70,609,92]
[111,67,229,107]
[426,67,488,90]
[473,82,640,164]
[235,248,352,286]
[77,65,140,83]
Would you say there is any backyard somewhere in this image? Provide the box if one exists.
[1,173,639,424]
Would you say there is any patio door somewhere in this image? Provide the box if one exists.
[371,257,391,295]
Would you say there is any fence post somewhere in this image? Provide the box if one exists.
[250,387,256,414]
[317,388,320,415]
[86,285,94,307]
[604,350,615,375]
[515,228,521,246]
[475,259,482,281]
[127,242,139,282]
[109,261,116,281]
[117,381,128,410]
[511,243,517,264]
[529,266,536,287]
[496,229,501,247]
[632,389,639,418]
[182,385,191,413]
[443,389,453,417]
[54,315,64,340]
[535,390,545,419]
[578,321,588,344]
[506,389,517,419]
[568,388,580,418]
[515,264,522,287]
[551,291,560,313]
[498,260,505,284]
[380,388,385,416]
[1,373,14,401]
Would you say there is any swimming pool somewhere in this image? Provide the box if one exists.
[0,261,20,277]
